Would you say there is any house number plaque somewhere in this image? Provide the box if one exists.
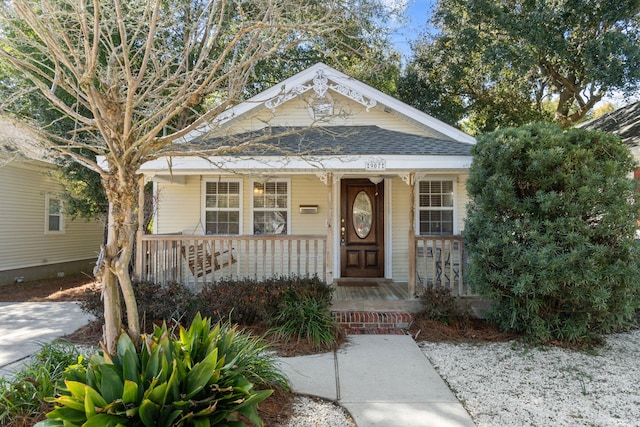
[365,158,386,171]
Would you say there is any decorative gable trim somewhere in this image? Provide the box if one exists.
[264,69,376,112]
[180,62,475,145]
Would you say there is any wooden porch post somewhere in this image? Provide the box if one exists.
[134,175,144,281]
[408,172,416,297]
[325,172,334,284]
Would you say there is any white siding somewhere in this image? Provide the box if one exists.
[390,177,411,282]
[155,176,202,234]
[456,174,469,232]
[155,174,328,236]
[289,176,327,235]
[225,95,440,138]
[0,160,104,271]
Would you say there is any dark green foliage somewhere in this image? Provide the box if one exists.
[268,289,341,350]
[82,275,334,329]
[0,342,87,426]
[465,123,640,343]
[81,281,200,326]
[199,275,332,326]
[36,314,279,427]
[418,286,468,325]
[400,0,640,132]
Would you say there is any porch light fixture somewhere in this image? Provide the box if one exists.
[369,176,384,185]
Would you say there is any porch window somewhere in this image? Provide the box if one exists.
[45,195,64,233]
[252,180,289,235]
[204,180,241,235]
[418,180,454,235]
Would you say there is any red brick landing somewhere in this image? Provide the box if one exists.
[332,311,413,335]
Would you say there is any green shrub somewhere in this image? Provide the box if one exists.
[200,274,332,326]
[81,274,333,329]
[36,313,282,427]
[418,286,468,324]
[81,281,199,327]
[0,341,87,426]
[268,288,341,350]
[465,123,640,344]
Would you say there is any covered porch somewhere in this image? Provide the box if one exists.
[134,233,471,299]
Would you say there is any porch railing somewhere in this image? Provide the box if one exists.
[415,235,473,296]
[138,234,326,287]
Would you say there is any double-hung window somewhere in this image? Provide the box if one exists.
[418,180,455,235]
[204,180,241,235]
[252,180,289,235]
[45,195,64,233]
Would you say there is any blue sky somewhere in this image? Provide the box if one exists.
[388,0,436,60]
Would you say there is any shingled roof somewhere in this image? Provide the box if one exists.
[579,102,640,147]
[196,126,473,157]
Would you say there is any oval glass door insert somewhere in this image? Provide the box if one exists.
[353,190,373,239]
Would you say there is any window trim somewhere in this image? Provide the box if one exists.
[45,194,64,234]
[415,177,458,235]
[201,178,243,235]
[251,178,291,235]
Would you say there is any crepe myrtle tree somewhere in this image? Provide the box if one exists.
[0,0,371,354]
[464,123,640,344]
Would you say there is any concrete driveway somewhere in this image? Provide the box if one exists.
[0,302,93,379]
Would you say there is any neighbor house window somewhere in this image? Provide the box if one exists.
[45,195,64,233]
[252,180,289,235]
[203,180,241,235]
[418,180,455,235]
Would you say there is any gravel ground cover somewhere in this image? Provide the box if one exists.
[284,396,355,427]
[419,330,640,427]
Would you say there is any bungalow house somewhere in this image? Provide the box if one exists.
[135,63,476,305]
[0,118,104,285]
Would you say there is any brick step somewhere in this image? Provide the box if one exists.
[332,311,413,335]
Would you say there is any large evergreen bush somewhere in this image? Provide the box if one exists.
[465,123,640,343]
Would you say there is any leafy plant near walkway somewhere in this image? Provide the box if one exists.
[36,314,283,426]
[268,289,341,350]
[465,123,640,344]
[0,341,86,426]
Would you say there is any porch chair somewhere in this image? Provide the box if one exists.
[181,243,236,278]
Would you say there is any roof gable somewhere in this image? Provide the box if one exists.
[183,63,475,145]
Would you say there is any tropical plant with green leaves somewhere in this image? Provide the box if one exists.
[36,314,283,426]
[269,288,341,350]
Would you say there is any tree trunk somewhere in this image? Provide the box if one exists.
[98,166,142,354]
[101,267,121,355]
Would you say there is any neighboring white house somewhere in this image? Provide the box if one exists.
[134,63,476,298]
[0,118,104,285]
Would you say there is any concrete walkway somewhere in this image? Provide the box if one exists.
[0,302,93,379]
[278,334,475,427]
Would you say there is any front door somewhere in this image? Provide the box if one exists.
[340,179,384,277]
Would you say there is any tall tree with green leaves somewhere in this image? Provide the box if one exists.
[0,0,392,353]
[398,0,640,134]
